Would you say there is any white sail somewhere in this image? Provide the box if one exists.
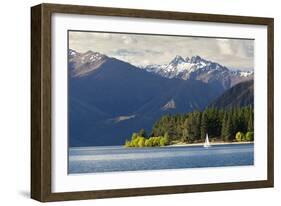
[203,133,211,147]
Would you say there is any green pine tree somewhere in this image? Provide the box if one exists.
[221,112,228,141]
[200,111,208,141]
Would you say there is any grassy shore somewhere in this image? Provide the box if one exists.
[165,141,254,147]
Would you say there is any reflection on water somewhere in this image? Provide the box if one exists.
[68,143,254,174]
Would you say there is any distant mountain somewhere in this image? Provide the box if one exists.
[68,50,226,146]
[143,55,253,89]
[209,80,254,109]
[68,49,108,77]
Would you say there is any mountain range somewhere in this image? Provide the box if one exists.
[143,55,253,89]
[68,49,254,146]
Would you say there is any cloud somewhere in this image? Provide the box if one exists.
[144,49,163,55]
[113,49,144,56]
[121,35,137,44]
[217,39,234,55]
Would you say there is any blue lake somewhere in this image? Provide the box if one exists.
[68,143,254,174]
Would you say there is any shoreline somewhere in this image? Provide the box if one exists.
[69,141,254,149]
[165,141,254,147]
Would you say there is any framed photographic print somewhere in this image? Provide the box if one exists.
[31,3,274,202]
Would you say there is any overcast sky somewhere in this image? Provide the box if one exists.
[69,31,254,71]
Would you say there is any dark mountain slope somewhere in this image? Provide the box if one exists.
[209,80,254,109]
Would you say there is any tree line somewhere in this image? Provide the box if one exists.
[124,106,254,147]
[124,131,169,147]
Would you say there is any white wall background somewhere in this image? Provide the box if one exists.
[0,0,280,205]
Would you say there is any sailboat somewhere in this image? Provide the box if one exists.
[203,133,211,148]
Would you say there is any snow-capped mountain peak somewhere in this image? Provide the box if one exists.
[80,50,106,63]
[190,55,202,63]
[184,57,190,62]
[232,70,254,78]
[145,55,212,79]
[69,49,108,77]
[169,55,185,65]
[240,71,254,77]
[143,55,253,88]
[68,49,78,58]
[170,55,205,65]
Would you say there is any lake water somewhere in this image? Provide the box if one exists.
[68,143,254,174]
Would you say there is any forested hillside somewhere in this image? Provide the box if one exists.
[125,106,254,147]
